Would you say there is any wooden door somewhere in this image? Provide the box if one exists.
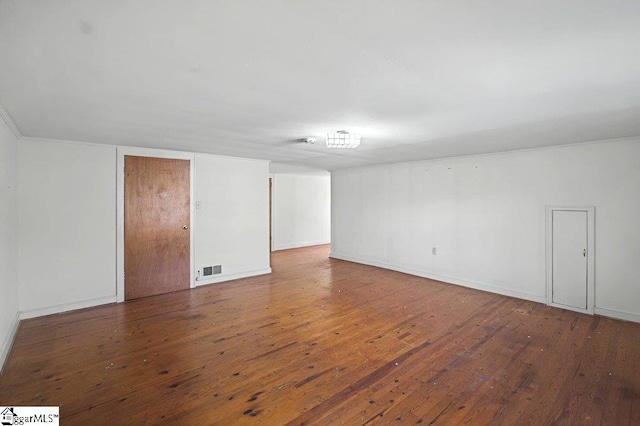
[124,156,190,300]
[269,177,272,254]
[552,210,588,310]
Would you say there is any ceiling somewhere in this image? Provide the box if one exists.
[1,0,639,171]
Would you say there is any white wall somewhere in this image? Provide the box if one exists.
[0,112,20,370]
[17,139,271,316]
[331,139,640,322]
[272,173,331,251]
[18,139,117,316]
[194,154,270,284]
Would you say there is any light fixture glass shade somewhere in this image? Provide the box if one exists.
[326,131,361,148]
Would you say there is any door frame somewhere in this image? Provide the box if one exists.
[116,147,195,303]
[545,205,595,314]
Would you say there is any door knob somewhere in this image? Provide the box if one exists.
[183,225,189,230]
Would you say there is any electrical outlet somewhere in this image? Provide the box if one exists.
[432,247,437,255]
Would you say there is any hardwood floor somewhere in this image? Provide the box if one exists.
[1,244,639,424]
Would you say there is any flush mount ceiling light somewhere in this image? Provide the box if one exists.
[326,130,361,148]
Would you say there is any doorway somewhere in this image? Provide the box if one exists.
[269,177,273,259]
[124,156,190,299]
[116,148,195,302]
[546,206,595,314]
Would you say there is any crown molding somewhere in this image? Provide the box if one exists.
[0,104,22,139]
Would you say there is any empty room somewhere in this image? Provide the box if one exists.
[1,0,640,424]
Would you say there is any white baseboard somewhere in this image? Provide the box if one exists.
[195,268,272,287]
[0,312,21,374]
[329,252,547,305]
[330,253,640,324]
[272,240,330,251]
[594,307,640,323]
[19,295,117,320]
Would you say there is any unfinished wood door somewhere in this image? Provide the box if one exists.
[124,156,190,300]
[269,177,272,254]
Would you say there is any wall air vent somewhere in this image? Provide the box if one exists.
[202,265,222,277]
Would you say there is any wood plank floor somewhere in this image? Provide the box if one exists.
[1,244,639,424]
